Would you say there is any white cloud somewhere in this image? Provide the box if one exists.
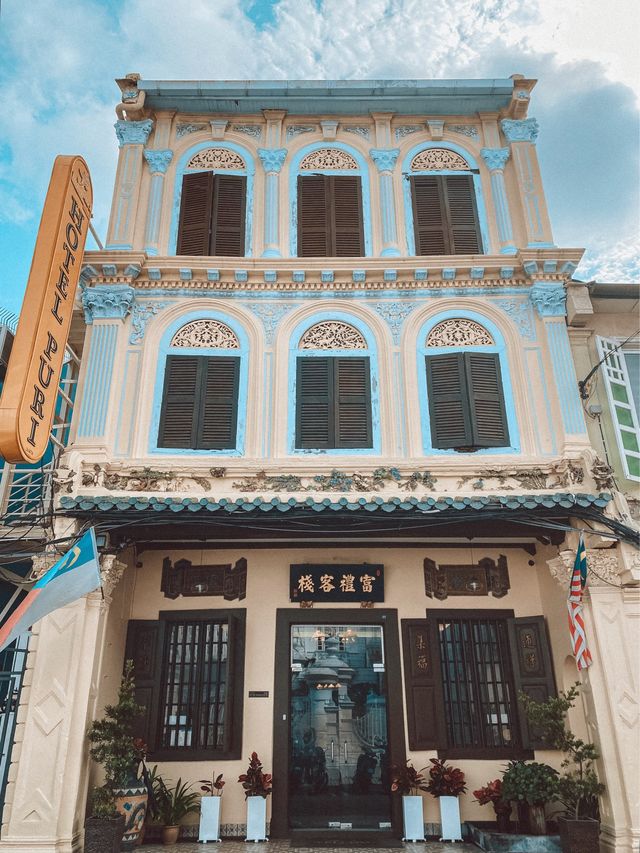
[576,235,640,284]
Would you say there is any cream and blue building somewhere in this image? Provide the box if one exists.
[0,75,638,853]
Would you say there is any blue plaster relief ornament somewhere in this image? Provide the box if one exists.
[114,119,154,148]
[248,302,296,345]
[494,299,535,340]
[480,147,510,172]
[257,148,287,174]
[374,302,417,345]
[130,302,168,344]
[500,118,539,144]
[369,148,400,172]
[143,149,173,174]
[82,286,135,324]
[176,123,207,139]
[529,283,566,317]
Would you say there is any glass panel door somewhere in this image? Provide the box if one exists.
[288,624,392,832]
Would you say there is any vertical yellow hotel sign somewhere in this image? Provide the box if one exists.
[0,156,92,463]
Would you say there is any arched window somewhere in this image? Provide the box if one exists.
[291,317,376,451]
[403,144,486,256]
[291,144,371,258]
[419,315,516,453]
[154,315,248,454]
[172,143,254,257]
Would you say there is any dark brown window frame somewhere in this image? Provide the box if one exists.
[296,174,365,258]
[152,608,246,762]
[176,172,247,257]
[427,608,533,761]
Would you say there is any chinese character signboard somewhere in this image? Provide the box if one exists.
[290,564,384,603]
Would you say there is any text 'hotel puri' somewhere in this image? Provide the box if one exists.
[0,73,638,853]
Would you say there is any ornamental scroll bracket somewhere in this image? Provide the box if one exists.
[424,555,510,600]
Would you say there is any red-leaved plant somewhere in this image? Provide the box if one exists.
[238,752,272,799]
[199,771,225,796]
[425,758,467,797]
[390,761,429,796]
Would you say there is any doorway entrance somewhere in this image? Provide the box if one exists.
[272,609,405,840]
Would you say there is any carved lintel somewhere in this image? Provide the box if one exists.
[547,549,625,588]
[300,600,314,609]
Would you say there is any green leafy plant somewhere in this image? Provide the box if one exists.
[89,785,118,819]
[425,758,467,797]
[521,684,604,819]
[390,761,429,796]
[238,752,272,799]
[199,771,225,796]
[502,760,558,806]
[87,661,145,787]
[155,777,200,825]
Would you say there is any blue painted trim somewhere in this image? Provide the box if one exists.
[287,311,381,455]
[168,141,255,257]
[545,320,587,435]
[524,346,557,456]
[417,309,520,455]
[148,310,250,455]
[289,142,373,257]
[77,324,119,438]
[114,350,141,457]
[400,141,490,256]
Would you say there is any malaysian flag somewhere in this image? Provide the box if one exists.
[567,534,593,670]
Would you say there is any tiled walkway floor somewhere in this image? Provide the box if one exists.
[138,842,472,852]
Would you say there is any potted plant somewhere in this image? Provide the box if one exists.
[198,770,225,842]
[88,662,148,851]
[84,786,125,853]
[156,777,200,845]
[473,779,512,833]
[521,684,604,852]
[238,752,272,842]
[390,761,428,841]
[425,758,467,842]
[501,760,558,835]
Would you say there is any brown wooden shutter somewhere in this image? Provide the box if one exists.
[401,619,446,750]
[411,175,448,255]
[332,176,364,256]
[198,356,240,449]
[507,616,557,749]
[426,353,472,448]
[466,353,509,447]
[211,175,246,257]
[296,357,332,448]
[176,172,214,256]
[124,620,166,753]
[222,611,246,754]
[335,357,372,447]
[443,175,482,254]
[158,355,200,448]
[297,176,330,257]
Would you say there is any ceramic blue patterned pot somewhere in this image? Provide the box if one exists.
[112,776,148,851]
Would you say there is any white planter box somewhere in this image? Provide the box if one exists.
[199,795,222,842]
[402,795,425,842]
[246,795,268,842]
[439,795,462,842]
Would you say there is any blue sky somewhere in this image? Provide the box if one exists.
[0,0,638,316]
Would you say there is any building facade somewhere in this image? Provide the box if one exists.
[1,76,638,853]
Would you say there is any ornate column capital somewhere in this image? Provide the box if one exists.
[480,146,510,171]
[114,118,154,147]
[143,148,173,174]
[82,285,135,323]
[257,147,287,174]
[99,555,127,604]
[501,117,539,144]
[370,148,400,172]
[547,548,628,588]
[530,282,566,317]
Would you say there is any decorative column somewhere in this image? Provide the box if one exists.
[480,147,516,255]
[257,148,287,258]
[142,149,173,256]
[370,149,401,257]
[547,547,640,853]
[106,119,154,250]
[501,118,554,248]
[76,286,135,442]
[530,282,587,437]
[0,556,126,853]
